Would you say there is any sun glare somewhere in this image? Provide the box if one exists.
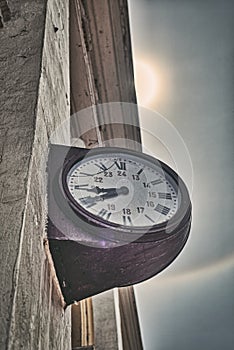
[134,59,158,107]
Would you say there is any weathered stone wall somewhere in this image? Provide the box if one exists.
[0,1,71,349]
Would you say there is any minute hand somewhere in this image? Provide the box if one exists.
[99,186,129,200]
[81,186,119,194]
[80,186,129,206]
[79,193,117,207]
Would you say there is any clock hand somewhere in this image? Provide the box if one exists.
[79,186,129,205]
[77,186,128,194]
[99,186,128,199]
[79,193,117,207]
[76,186,102,194]
[79,195,102,206]
[81,186,115,194]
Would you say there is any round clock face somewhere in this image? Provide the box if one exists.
[63,149,182,229]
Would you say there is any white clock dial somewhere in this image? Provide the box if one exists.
[66,152,180,227]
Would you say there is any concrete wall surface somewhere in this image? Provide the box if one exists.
[0,1,71,349]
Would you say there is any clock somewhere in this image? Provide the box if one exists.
[47,145,192,303]
[49,146,191,244]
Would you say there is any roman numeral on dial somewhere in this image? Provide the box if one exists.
[151,179,163,186]
[144,214,155,223]
[115,161,126,170]
[74,184,89,189]
[79,172,93,176]
[158,192,172,200]
[95,163,108,171]
[79,197,97,208]
[98,208,112,220]
[154,204,170,215]
[123,215,132,225]
[137,168,144,175]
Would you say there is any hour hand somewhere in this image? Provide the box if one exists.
[82,186,102,194]
[78,186,117,194]
[79,191,119,207]
[76,186,105,194]
[79,186,129,206]
[97,186,129,200]
[79,191,118,206]
[79,195,101,207]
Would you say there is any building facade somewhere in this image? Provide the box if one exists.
[0,1,143,349]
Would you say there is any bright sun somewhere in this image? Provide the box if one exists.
[134,59,158,107]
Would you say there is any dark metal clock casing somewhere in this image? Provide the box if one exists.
[47,144,192,304]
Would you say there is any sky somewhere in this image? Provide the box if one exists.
[128,1,234,349]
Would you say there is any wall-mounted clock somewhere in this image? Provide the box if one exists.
[48,145,192,304]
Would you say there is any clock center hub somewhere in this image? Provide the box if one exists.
[117,186,129,195]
